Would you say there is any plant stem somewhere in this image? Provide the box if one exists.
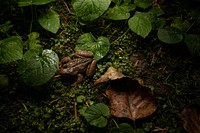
[111,28,129,45]
[112,118,119,128]
[30,5,33,33]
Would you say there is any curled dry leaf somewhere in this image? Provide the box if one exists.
[94,67,126,84]
[95,67,157,120]
[182,104,200,133]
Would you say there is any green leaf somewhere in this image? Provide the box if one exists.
[72,0,111,21]
[128,12,152,38]
[19,49,59,86]
[38,9,60,34]
[27,32,42,49]
[83,103,110,128]
[18,0,55,7]
[0,21,13,33]
[184,34,200,56]
[134,0,152,9]
[106,4,136,20]
[75,33,110,61]
[110,123,135,133]
[0,36,23,64]
[157,27,183,44]
[171,17,190,32]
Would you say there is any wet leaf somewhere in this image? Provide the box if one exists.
[75,33,110,61]
[182,104,200,133]
[72,0,111,22]
[38,9,60,34]
[19,49,59,86]
[0,36,23,64]
[95,67,157,120]
[134,0,152,9]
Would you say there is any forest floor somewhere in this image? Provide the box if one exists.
[0,0,200,133]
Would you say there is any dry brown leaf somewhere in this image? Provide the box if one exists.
[95,67,158,120]
[182,104,200,133]
[94,67,126,85]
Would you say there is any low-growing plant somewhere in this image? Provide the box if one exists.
[0,30,59,86]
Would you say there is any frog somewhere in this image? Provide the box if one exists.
[59,50,97,85]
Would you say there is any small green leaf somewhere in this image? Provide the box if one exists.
[19,49,59,86]
[75,33,110,61]
[134,0,152,9]
[0,21,13,33]
[38,9,60,34]
[157,27,183,44]
[27,32,41,49]
[77,95,85,103]
[184,34,200,56]
[106,4,136,20]
[0,36,23,64]
[128,12,152,38]
[110,123,135,133]
[18,0,55,7]
[83,103,110,128]
[72,0,111,21]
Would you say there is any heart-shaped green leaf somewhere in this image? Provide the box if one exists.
[106,4,136,20]
[38,9,60,34]
[128,12,152,38]
[19,49,59,86]
[18,0,55,7]
[157,27,183,44]
[75,33,110,61]
[83,103,110,128]
[72,0,111,21]
[110,123,135,133]
[0,36,23,64]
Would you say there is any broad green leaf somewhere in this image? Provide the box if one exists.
[146,8,165,30]
[38,9,60,34]
[0,21,13,33]
[171,17,190,32]
[72,0,111,21]
[106,4,136,20]
[83,103,110,128]
[19,49,59,86]
[75,33,110,61]
[157,27,183,44]
[18,0,55,7]
[128,12,152,38]
[27,32,42,49]
[134,0,152,9]
[110,123,134,133]
[0,36,23,64]
[184,34,200,56]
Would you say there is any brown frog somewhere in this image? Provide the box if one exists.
[59,50,97,85]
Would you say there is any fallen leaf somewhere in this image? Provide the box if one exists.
[94,67,125,84]
[95,67,157,120]
[182,104,200,133]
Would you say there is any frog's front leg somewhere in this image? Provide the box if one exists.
[86,60,97,77]
[72,74,83,86]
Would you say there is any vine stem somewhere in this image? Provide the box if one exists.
[111,28,130,45]
[112,118,119,128]
[30,5,33,33]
